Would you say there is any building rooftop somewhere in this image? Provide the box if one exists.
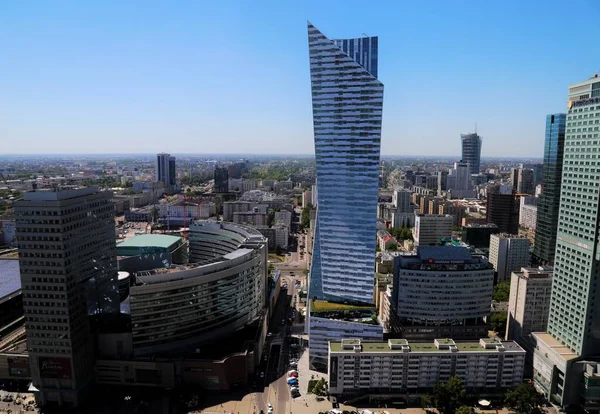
[330,339,524,354]
[310,300,375,313]
[0,260,22,304]
[532,332,580,361]
[117,234,182,250]
[417,246,473,261]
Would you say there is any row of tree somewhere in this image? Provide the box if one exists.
[426,377,543,414]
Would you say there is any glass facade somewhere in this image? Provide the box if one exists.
[307,22,383,304]
[461,133,482,175]
[533,114,566,264]
[547,76,600,357]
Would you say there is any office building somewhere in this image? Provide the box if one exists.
[130,221,267,355]
[156,153,176,187]
[307,22,384,369]
[413,214,453,246]
[489,234,530,282]
[446,161,476,199]
[486,190,519,234]
[302,190,312,208]
[505,267,552,353]
[532,74,600,409]
[461,133,482,175]
[15,187,119,407]
[522,163,544,186]
[328,338,525,397]
[533,114,566,264]
[516,168,535,195]
[519,196,538,230]
[436,170,448,196]
[214,166,229,193]
[462,223,499,248]
[393,246,494,340]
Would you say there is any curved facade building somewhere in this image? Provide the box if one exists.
[129,222,268,356]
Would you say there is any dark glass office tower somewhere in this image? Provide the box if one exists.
[461,133,482,175]
[533,114,566,264]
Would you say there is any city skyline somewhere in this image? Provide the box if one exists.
[2,1,600,156]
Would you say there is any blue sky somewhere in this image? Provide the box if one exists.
[1,0,599,157]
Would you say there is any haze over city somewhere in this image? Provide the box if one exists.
[2,0,599,156]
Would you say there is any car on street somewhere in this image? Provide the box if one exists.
[267,403,273,413]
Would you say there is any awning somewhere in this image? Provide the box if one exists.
[478,399,491,407]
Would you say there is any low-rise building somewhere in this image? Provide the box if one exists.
[328,338,525,397]
[377,230,397,251]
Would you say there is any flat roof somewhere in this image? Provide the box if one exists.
[330,340,524,354]
[532,332,580,361]
[116,234,182,249]
[417,246,472,261]
[0,260,22,303]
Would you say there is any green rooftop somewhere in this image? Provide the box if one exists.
[117,234,182,249]
[310,299,375,313]
[330,340,505,353]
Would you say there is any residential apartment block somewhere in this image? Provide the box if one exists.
[489,234,531,282]
[328,338,525,396]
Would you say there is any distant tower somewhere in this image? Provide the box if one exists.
[156,153,176,186]
[461,133,482,175]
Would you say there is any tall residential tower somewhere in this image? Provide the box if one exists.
[156,152,176,187]
[461,133,482,175]
[307,22,384,369]
[532,114,566,264]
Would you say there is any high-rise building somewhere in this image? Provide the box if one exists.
[461,133,482,175]
[519,196,538,230]
[214,166,229,193]
[505,267,552,351]
[532,74,600,408]
[15,187,118,407]
[413,214,453,246]
[486,190,519,234]
[446,161,476,199]
[516,168,535,195]
[156,152,176,187]
[533,114,566,264]
[461,223,500,248]
[307,22,384,369]
[307,22,383,304]
[488,234,530,282]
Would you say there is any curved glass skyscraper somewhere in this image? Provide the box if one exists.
[461,133,482,175]
[307,22,383,305]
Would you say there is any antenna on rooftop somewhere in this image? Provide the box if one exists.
[475,123,478,134]
[362,33,369,37]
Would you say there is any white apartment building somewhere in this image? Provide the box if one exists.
[328,338,525,396]
[519,196,538,230]
[489,234,531,282]
[413,214,453,246]
[506,267,553,349]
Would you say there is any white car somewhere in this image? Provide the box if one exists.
[267,403,273,413]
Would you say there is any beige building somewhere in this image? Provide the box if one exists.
[506,267,553,349]
[413,214,453,246]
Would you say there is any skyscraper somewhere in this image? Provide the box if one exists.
[307,22,384,369]
[532,74,600,408]
[461,132,482,175]
[15,187,118,406]
[486,189,519,234]
[156,152,176,187]
[533,114,566,264]
[307,22,383,304]
[214,166,229,193]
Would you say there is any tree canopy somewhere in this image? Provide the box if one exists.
[493,281,511,302]
[505,383,543,414]
[433,376,466,414]
[490,312,507,333]
[455,406,472,414]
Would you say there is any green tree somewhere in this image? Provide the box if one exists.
[420,396,432,409]
[493,281,511,302]
[505,383,543,414]
[490,312,507,333]
[387,244,398,252]
[301,203,313,229]
[268,210,275,227]
[433,376,466,414]
[456,406,472,414]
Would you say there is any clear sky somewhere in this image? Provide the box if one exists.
[1,0,599,157]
